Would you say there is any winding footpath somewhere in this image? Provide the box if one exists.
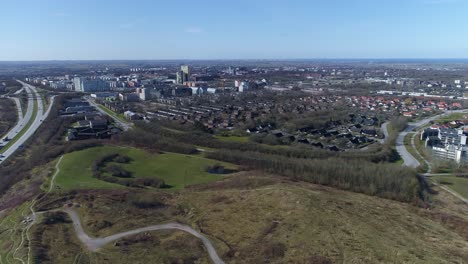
[23,157,225,264]
[63,208,225,264]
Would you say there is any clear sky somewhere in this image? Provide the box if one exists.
[0,0,467,60]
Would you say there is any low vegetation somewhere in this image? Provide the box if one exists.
[21,173,468,264]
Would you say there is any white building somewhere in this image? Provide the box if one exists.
[136,88,150,101]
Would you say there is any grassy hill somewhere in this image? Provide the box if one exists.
[26,172,468,264]
[54,146,238,191]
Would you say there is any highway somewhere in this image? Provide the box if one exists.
[0,81,55,164]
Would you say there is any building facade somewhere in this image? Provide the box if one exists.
[74,77,111,92]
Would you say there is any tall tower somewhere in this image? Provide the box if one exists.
[181,65,191,83]
[181,65,191,76]
[176,71,183,84]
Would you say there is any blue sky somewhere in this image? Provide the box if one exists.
[0,0,467,60]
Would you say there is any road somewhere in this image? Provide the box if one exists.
[86,98,132,131]
[0,81,55,165]
[379,121,389,144]
[396,109,468,168]
[396,127,421,168]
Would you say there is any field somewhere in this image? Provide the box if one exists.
[436,112,468,123]
[25,173,468,263]
[432,175,468,199]
[54,146,238,191]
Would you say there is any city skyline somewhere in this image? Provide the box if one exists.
[1,0,468,60]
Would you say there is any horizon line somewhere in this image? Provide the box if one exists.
[2,58,468,63]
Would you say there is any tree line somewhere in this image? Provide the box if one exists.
[205,150,421,202]
[113,120,424,202]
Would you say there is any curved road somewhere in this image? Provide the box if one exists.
[396,109,468,168]
[380,121,389,144]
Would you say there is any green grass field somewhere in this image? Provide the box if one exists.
[436,112,468,123]
[55,146,237,191]
[214,135,249,143]
[432,175,468,199]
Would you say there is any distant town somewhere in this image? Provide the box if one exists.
[13,61,468,164]
[0,60,467,264]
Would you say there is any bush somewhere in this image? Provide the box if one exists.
[114,154,132,164]
[43,212,70,225]
[108,165,132,178]
[206,164,225,174]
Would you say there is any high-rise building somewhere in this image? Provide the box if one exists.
[176,71,183,84]
[176,65,191,84]
[181,65,191,77]
[136,88,150,101]
[73,77,111,92]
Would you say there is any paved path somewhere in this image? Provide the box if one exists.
[396,129,420,168]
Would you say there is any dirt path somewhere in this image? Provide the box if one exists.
[63,208,225,264]
[25,156,225,264]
